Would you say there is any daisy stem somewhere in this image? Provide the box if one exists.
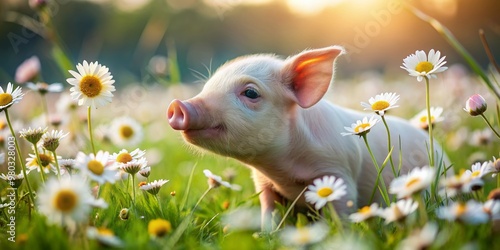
[4,109,35,215]
[40,93,50,128]
[327,202,344,235]
[381,116,397,177]
[192,187,213,214]
[132,174,136,207]
[415,194,428,225]
[87,107,96,155]
[479,113,500,139]
[424,77,435,168]
[33,145,46,183]
[51,150,61,180]
[362,134,390,206]
[155,194,165,217]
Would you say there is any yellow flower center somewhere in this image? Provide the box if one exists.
[148,219,172,237]
[371,100,390,111]
[53,189,78,212]
[317,187,333,198]
[97,228,115,236]
[405,177,421,188]
[456,203,466,216]
[415,61,434,73]
[471,170,481,178]
[359,206,372,214]
[88,160,104,175]
[116,152,133,163]
[419,115,435,123]
[38,153,53,167]
[80,75,103,97]
[296,228,312,245]
[0,93,13,106]
[354,123,371,133]
[138,181,147,187]
[119,125,134,139]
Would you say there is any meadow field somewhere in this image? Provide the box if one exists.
[1,0,500,249]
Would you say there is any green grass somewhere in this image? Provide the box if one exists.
[1,5,500,248]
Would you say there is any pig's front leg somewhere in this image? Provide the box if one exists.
[252,170,282,231]
[259,184,282,231]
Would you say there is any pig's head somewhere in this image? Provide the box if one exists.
[167,46,344,163]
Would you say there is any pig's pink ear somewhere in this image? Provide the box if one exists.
[282,46,344,108]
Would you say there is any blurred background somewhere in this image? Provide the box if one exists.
[0,0,499,85]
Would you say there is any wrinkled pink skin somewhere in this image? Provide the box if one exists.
[167,46,448,230]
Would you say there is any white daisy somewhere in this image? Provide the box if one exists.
[436,200,489,224]
[465,161,494,180]
[492,156,500,177]
[401,49,448,82]
[41,129,69,152]
[66,60,115,108]
[26,82,63,95]
[119,157,147,175]
[341,116,379,136]
[19,127,47,144]
[279,222,329,247]
[56,93,79,114]
[74,151,119,184]
[305,175,347,210]
[361,92,400,116]
[109,116,144,147]
[0,82,24,112]
[410,107,444,130]
[87,227,124,247]
[112,148,146,165]
[349,203,380,223]
[379,198,418,224]
[397,222,440,250]
[389,166,435,199]
[26,150,60,174]
[0,172,25,188]
[138,166,151,178]
[0,203,9,209]
[439,171,484,198]
[470,128,493,146]
[140,179,169,195]
[58,159,76,175]
[203,169,241,190]
[37,175,108,231]
[483,199,500,220]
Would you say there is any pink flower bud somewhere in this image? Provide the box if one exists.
[464,94,487,116]
[15,56,41,84]
[29,0,47,10]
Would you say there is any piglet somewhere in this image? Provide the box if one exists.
[167,46,447,230]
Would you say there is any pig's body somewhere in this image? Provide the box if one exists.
[167,46,447,229]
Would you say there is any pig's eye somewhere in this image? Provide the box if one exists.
[242,88,260,99]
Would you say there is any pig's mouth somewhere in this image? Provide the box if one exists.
[182,124,225,139]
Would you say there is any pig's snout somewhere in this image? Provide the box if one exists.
[167,99,202,130]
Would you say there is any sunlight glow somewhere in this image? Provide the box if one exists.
[285,0,344,15]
